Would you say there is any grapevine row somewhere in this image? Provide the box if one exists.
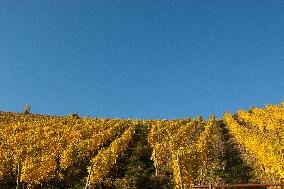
[224,113,284,181]
[87,121,139,186]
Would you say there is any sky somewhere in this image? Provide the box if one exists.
[0,1,283,119]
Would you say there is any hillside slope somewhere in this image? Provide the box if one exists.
[0,102,283,188]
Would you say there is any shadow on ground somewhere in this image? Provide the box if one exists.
[217,121,254,184]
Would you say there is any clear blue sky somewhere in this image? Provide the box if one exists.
[0,1,283,119]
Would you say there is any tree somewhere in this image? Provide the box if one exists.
[23,104,31,114]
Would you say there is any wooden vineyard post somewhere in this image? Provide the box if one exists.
[209,183,212,189]
[16,163,20,189]
[177,155,183,189]
[153,149,158,176]
[85,165,92,189]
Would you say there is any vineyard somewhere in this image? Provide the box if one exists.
[0,102,283,188]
